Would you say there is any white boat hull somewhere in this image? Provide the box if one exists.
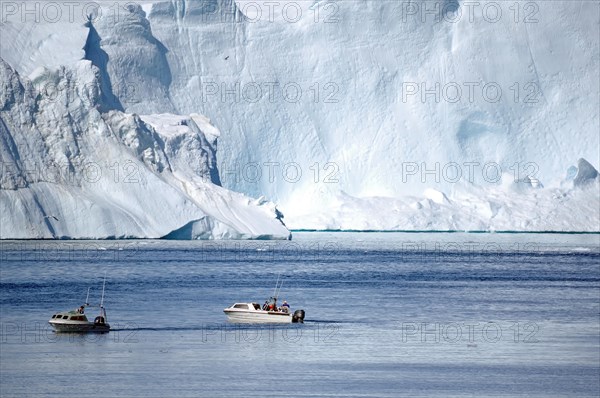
[48,320,110,333]
[224,309,293,324]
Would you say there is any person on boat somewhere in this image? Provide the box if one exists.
[281,301,290,313]
[77,305,85,314]
[265,297,276,311]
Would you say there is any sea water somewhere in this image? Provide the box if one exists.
[1,232,599,397]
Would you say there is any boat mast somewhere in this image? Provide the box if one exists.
[100,272,107,321]
[272,274,284,301]
[272,273,280,299]
[275,279,283,301]
[85,287,91,306]
[100,275,106,307]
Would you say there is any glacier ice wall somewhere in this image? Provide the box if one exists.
[143,1,600,193]
[0,58,290,239]
[1,0,598,231]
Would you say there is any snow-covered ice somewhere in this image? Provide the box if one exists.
[0,59,290,239]
[1,0,598,234]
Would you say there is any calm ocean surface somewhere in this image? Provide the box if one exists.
[1,232,599,397]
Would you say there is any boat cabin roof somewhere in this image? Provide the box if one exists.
[230,303,261,310]
[51,312,88,320]
[53,310,81,315]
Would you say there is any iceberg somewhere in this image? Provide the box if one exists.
[0,59,290,239]
[1,0,598,233]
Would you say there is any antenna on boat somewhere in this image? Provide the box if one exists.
[100,272,107,309]
[272,274,284,301]
[276,279,283,300]
[272,273,281,299]
[85,287,91,306]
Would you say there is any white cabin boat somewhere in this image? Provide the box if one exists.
[48,278,110,333]
[224,276,305,324]
[223,302,305,324]
[48,307,109,333]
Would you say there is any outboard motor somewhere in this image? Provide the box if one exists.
[94,316,105,325]
[292,309,305,323]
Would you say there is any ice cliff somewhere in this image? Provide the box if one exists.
[1,0,598,232]
[0,58,290,239]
